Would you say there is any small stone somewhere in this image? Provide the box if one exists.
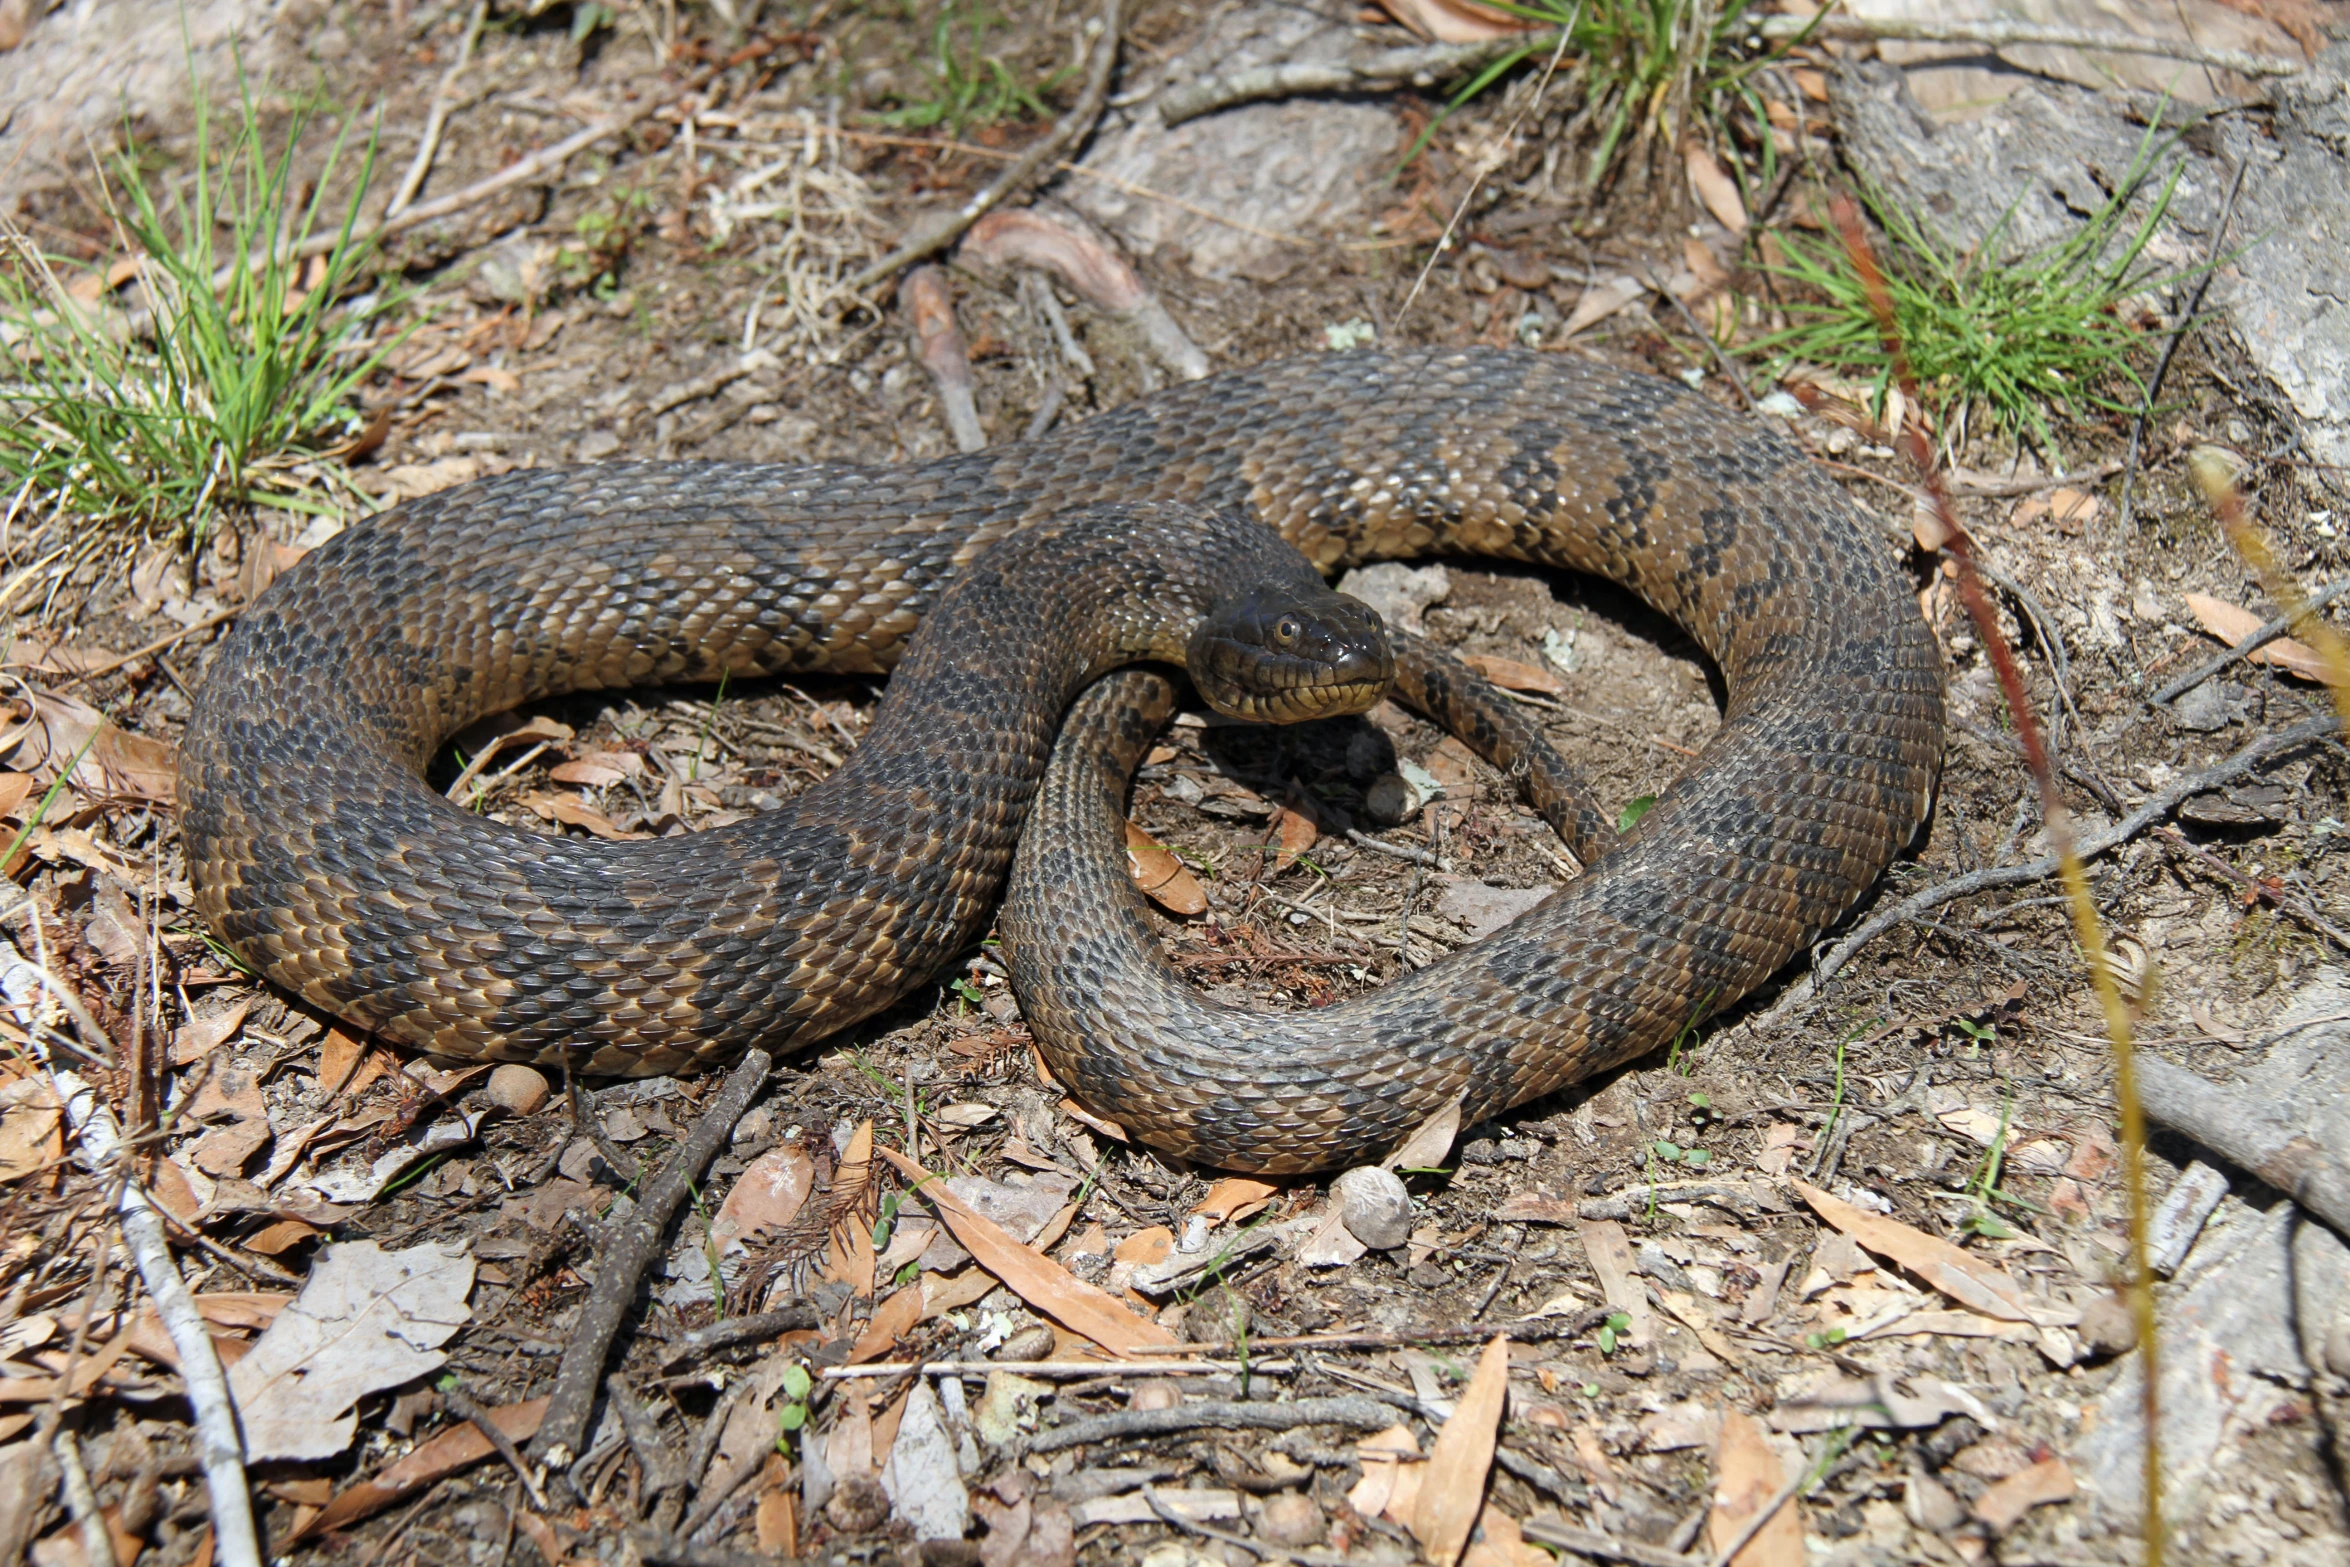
[1363,771,1424,826]
[2326,1319,2350,1378]
[730,1106,774,1148]
[1332,1166,1413,1250]
[1334,561,1450,635]
[995,1324,1055,1362]
[825,1474,890,1534]
[1256,1491,1324,1547]
[2076,1294,2138,1358]
[1905,1466,1966,1533]
[575,428,622,462]
[485,1065,549,1116]
[1130,1382,1180,1412]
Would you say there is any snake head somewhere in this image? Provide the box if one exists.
[1187,585,1393,724]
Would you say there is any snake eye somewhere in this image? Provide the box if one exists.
[1273,616,1301,646]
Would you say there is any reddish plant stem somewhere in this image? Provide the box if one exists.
[1832,197,2166,1561]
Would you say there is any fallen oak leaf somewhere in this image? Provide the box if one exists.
[876,1147,1176,1356]
[227,1240,474,1461]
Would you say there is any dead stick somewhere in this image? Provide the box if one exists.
[1805,714,2337,990]
[445,1382,550,1510]
[1757,13,2301,75]
[1519,1517,1702,1567]
[384,0,490,219]
[902,266,985,452]
[525,1048,774,1469]
[844,0,1122,293]
[1021,1393,1403,1454]
[660,1303,819,1366]
[2137,1055,2350,1238]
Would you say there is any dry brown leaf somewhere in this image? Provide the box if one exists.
[0,772,36,819]
[1385,1094,1463,1171]
[877,1147,1176,1356]
[1271,786,1319,874]
[1057,1097,1129,1143]
[1683,143,1748,233]
[245,1218,326,1256]
[523,792,647,840]
[187,1062,272,1178]
[1793,1181,2031,1321]
[2182,591,2330,682]
[315,1030,365,1096]
[829,1385,876,1478]
[1113,1226,1174,1266]
[756,1484,798,1557]
[1125,822,1207,915]
[1346,1424,1421,1520]
[288,1397,547,1542]
[1708,1409,1802,1566]
[170,998,253,1067]
[1191,1177,1279,1225]
[848,1284,925,1364]
[1575,1219,1652,1346]
[1412,1335,1511,1567]
[9,692,176,802]
[1459,653,1566,696]
[1375,0,1533,42]
[713,1143,816,1252]
[0,1078,64,1181]
[510,1511,589,1567]
[1971,1456,2075,1533]
[1461,1502,1556,1567]
[919,1266,1001,1321]
[548,750,645,787]
[1562,274,1646,337]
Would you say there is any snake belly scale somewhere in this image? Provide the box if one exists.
[181,348,1945,1155]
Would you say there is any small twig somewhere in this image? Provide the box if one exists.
[446,1382,550,1510]
[659,1303,819,1366]
[50,1068,260,1567]
[2119,158,2248,538]
[385,0,490,220]
[1343,828,1447,869]
[2152,576,2350,705]
[53,1430,119,1567]
[1804,715,2336,990]
[823,1357,1296,1378]
[2137,1055,2350,1239]
[1649,270,1752,410]
[526,1049,775,1469]
[1703,1462,1810,1567]
[1947,458,2123,498]
[1159,32,1562,125]
[845,0,1123,293]
[52,605,242,686]
[611,1374,688,1499]
[1519,1517,1702,1567]
[570,1077,639,1186]
[2155,826,2350,951]
[1022,1394,1403,1454]
[1145,1485,1292,1563]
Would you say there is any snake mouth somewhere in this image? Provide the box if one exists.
[1187,586,1394,724]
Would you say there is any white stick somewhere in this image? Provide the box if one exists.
[49,1060,262,1567]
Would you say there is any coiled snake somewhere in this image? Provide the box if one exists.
[181,349,1944,1166]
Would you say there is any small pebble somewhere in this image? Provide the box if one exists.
[1255,1491,1324,1547]
[1905,1466,1966,1534]
[485,1064,549,1116]
[1363,771,1424,826]
[1332,1166,1413,1250]
[2077,1294,2138,1358]
[823,1475,889,1534]
[1130,1382,1181,1412]
[2328,1319,2350,1379]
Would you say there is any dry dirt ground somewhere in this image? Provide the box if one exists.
[5,3,2350,1567]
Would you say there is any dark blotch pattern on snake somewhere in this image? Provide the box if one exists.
[180,348,1944,1166]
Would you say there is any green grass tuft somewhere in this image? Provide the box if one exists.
[1751,130,2191,454]
[0,64,408,546]
[870,2,1071,137]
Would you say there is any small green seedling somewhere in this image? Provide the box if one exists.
[1596,1310,1632,1355]
[1616,794,1657,833]
[775,1363,814,1446]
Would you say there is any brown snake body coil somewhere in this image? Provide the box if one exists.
[182,349,1943,1163]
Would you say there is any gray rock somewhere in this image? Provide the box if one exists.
[1435,880,1556,940]
[1070,4,1398,280]
[1833,45,2350,481]
[1335,562,1451,636]
[1332,1165,1413,1251]
[2169,680,2239,732]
